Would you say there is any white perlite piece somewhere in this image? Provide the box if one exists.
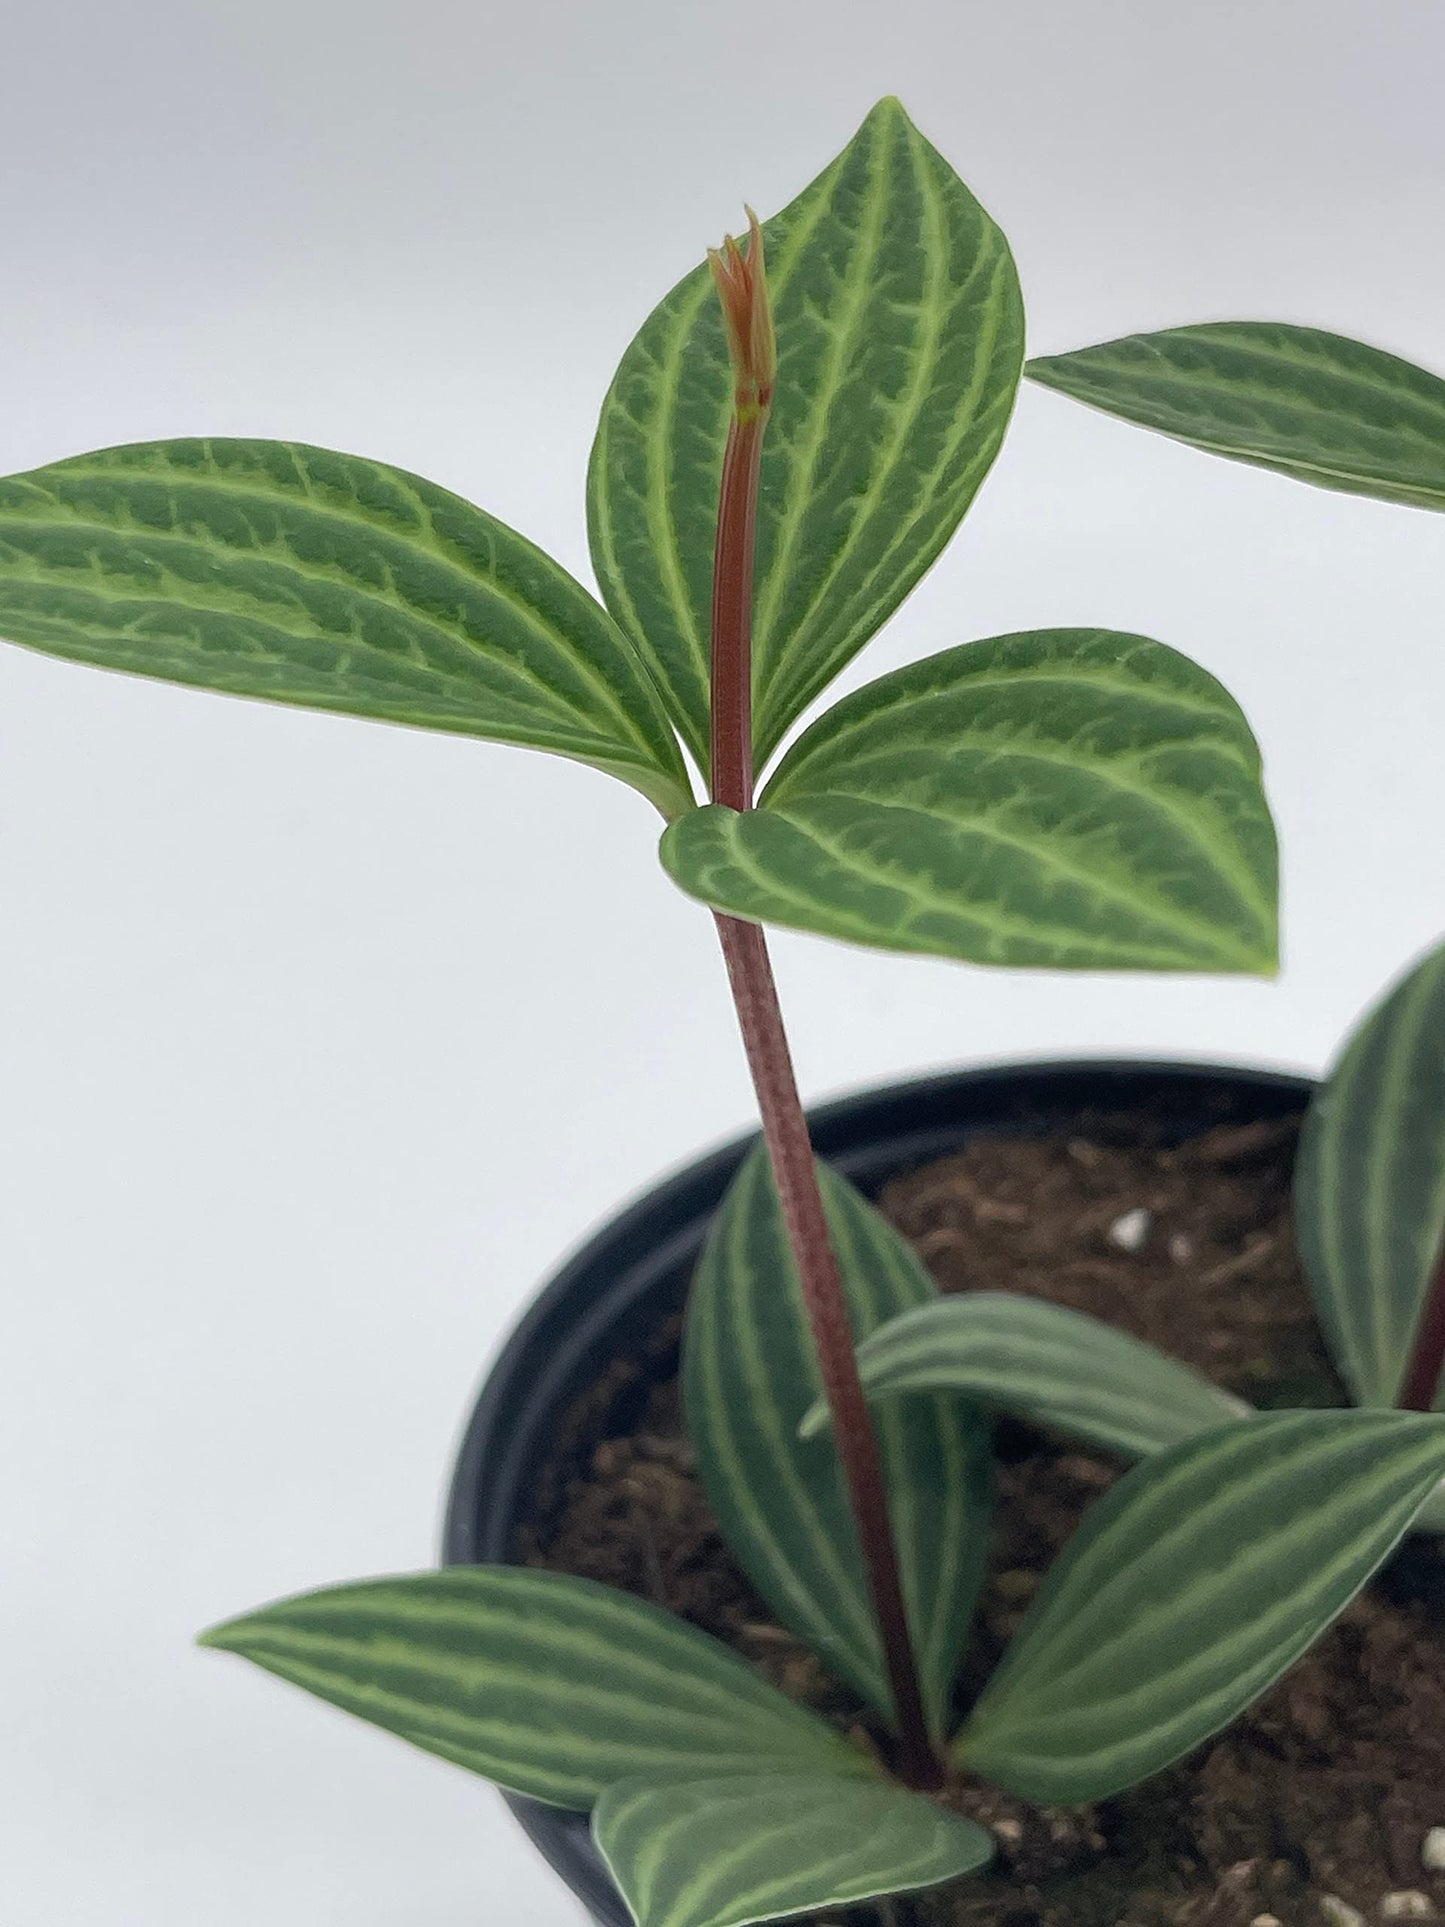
[1424,1830,1445,1873]
[1381,1895,1434,1919]
[1108,1206,1152,1252]
[1319,1898,1365,1927]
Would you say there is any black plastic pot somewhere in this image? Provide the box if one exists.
[443,1059,1311,1927]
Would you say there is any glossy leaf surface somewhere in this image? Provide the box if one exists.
[957,1410,1445,1803]
[588,96,1024,773]
[200,1566,859,1809]
[1028,325,1445,512]
[802,1291,1249,1458]
[0,439,691,815]
[684,1145,992,1735]
[1295,939,1445,1409]
[661,630,1278,973]
[594,1772,993,1927]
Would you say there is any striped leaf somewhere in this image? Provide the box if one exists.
[199,1566,862,1810]
[0,439,692,817]
[802,1292,1250,1459]
[661,630,1278,974]
[1295,939,1445,1409]
[684,1145,992,1736]
[588,95,1024,775]
[594,1772,993,1927]
[1028,325,1445,512]
[956,1410,1445,1804]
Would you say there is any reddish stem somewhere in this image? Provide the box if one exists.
[703,232,941,1791]
[709,414,762,813]
[1398,1236,1445,1412]
[712,913,942,1789]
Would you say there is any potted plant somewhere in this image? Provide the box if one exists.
[5,96,1445,1927]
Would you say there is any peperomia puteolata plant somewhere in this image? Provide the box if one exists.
[7,98,1445,1927]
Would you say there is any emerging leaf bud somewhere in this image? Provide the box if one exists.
[708,209,776,422]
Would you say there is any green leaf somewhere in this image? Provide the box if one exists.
[801,1292,1250,1458]
[1295,939,1445,1409]
[588,96,1024,775]
[1027,324,1445,512]
[199,1566,862,1810]
[0,439,692,817]
[594,1772,993,1927]
[684,1144,992,1737]
[661,629,1278,974]
[956,1410,1445,1804]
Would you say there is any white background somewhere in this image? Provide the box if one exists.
[3,2,1444,1921]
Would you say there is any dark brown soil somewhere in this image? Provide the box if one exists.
[518,1111,1445,1927]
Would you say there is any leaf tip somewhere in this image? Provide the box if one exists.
[1202,916,1279,980]
[797,1396,830,1441]
[867,93,914,129]
[196,1611,256,1655]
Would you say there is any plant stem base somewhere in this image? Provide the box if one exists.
[519,1107,1445,1927]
